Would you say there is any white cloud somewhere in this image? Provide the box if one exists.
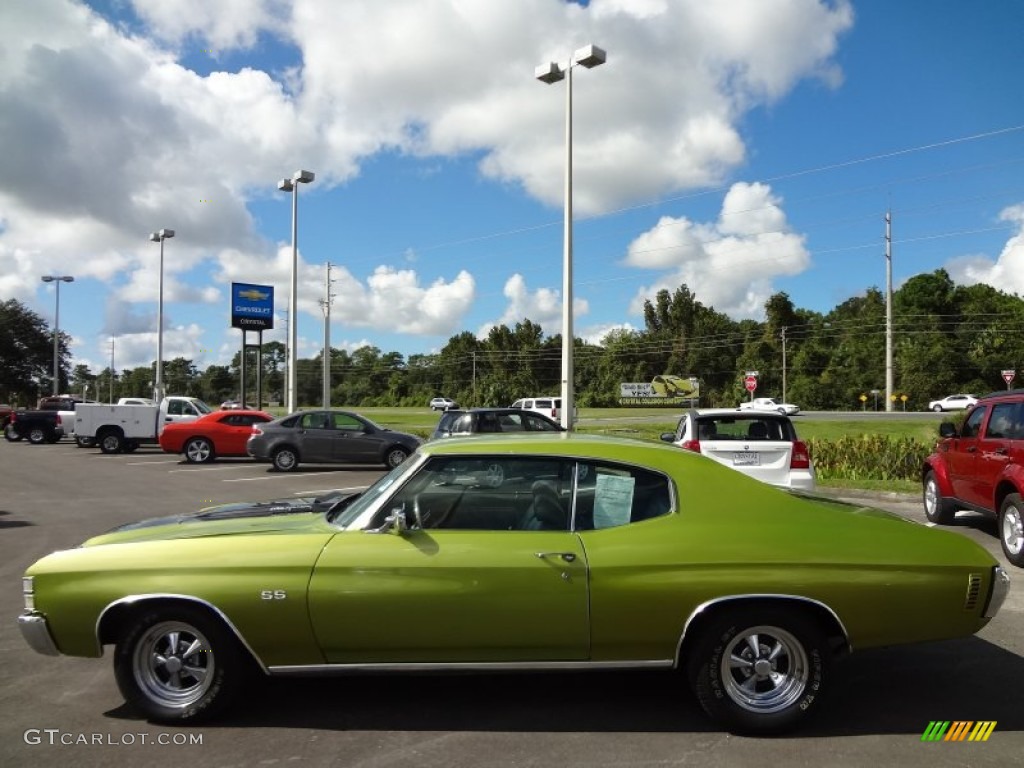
[946,204,1024,294]
[0,0,853,350]
[479,273,589,338]
[626,182,810,318]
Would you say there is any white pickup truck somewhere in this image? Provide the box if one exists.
[74,396,212,453]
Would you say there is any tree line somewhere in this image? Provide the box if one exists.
[3,269,1023,410]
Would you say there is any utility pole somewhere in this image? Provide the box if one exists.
[885,210,893,412]
[780,326,788,404]
[472,351,477,406]
[319,263,336,409]
[109,337,115,403]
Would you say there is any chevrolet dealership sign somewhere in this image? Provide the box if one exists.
[231,282,274,330]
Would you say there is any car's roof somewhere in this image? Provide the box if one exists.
[690,408,790,419]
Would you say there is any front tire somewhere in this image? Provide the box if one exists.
[384,446,410,469]
[185,437,215,463]
[28,427,47,445]
[688,606,828,735]
[113,606,244,723]
[272,446,299,472]
[923,471,956,525]
[999,493,1024,567]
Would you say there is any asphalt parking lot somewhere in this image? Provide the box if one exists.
[1,437,1022,767]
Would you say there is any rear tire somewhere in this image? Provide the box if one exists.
[923,471,956,525]
[113,605,245,723]
[932,404,943,412]
[999,493,1024,567]
[688,606,828,735]
[4,425,21,442]
[99,431,124,454]
[272,446,298,472]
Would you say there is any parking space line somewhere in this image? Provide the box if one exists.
[222,471,352,482]
[293,486,368,495]
[125,460,182,465]
[168,465,263,473]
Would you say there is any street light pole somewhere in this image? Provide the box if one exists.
[536,44,606,430]
[277,170,315,413]
[148,229,174,402]
[319,262,335,409]
[40,275,74,395]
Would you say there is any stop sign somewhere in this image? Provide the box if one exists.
[744,375,757,393]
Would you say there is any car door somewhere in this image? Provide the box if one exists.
[307,455,589,663]
[970,402,1019,507]
[947,405,988,504]
[220,413,268,454]
[295,411,336,461]
[331,412,381,463]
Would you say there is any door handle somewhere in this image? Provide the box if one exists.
[535,552,576,563]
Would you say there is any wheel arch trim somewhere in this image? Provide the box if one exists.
[95,593,268,673]
[675,593,852,665]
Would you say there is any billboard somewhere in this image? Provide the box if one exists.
[619,375,700,406]
[231,282,274,330]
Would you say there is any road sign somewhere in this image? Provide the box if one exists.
[744,375,757,393]
[1002,369,1016,385]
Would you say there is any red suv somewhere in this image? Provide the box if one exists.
[922,390,1024,567]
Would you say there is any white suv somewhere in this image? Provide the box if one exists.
[510,396,564,421]
[429,397,459,411]
[660,408,816,490]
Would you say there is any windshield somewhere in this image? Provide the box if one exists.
[192,399,214,414]
[330,455,421,528]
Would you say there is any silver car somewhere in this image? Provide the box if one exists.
[247,410,421,472]
[660,408,816,490]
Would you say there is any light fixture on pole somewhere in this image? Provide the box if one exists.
[148,228,174,402]
[40,275,75,395]
[535,44,606,430]
[277,170,315,413]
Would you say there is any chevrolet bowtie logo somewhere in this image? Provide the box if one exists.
[238,289,269,301]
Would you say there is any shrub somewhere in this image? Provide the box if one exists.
[806,435,934,482]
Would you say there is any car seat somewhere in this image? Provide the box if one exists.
[747,422,769,440]
[520,480,568,531]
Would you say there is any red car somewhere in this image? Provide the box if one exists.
[159,409,273,463]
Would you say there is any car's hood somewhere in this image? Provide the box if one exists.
[81,492,357,547]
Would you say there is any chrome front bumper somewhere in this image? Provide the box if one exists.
[18,613,60,656]
[984,566,1011,619]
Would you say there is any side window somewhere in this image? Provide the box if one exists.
[300,412,329,429]
[987,403,1017,439]
[574,462,672,531]
[524,414,557,432]
[332,413,364,431]
[378,456,573,532]
[476,413,501,433]
[499,413,527,431]
[961,406,987,438]
[167,400,184,416]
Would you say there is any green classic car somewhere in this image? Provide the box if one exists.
[18,434,1009,734]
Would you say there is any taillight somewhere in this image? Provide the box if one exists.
[56,414,62,425]
[681,439,701,453]
[551,408,557,418]
[10,412,16,423]
[791,440,810,469]
[251,425,264,435]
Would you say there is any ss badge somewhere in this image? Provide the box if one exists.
[260,589,287,600]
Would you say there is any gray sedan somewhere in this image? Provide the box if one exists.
[246,410,421,471]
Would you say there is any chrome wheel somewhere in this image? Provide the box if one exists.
[484,462,505,488]
[132,620,214,710]
[1000,495,1024,566]
[721,625,809,714]
[273,447,298,471]
[185,438,213,463]
[385,447,409,468]
[28,428,46,444]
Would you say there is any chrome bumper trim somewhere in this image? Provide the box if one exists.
[983,566,1010,619]
[18,613,60,656]
[268,659,672,676]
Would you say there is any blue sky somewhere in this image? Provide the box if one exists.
[2,0,1023,376]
